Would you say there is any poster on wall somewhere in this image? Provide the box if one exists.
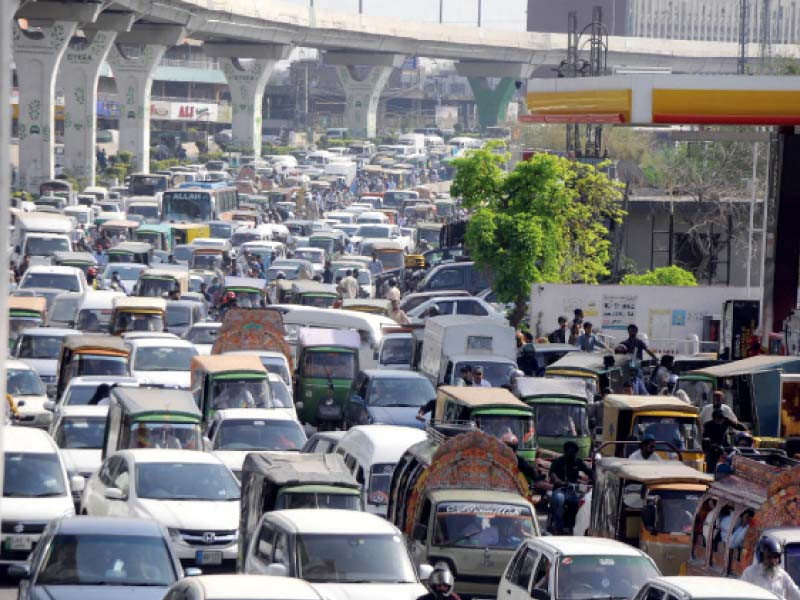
[602,294,637,330]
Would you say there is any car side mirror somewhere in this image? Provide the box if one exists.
[43,400,55,412]
[266,563,288,577]
[70,475,86,494]
[531,589,549,600]
[103,487,126,501]
[642,499,659,533]
[8,563,30,579]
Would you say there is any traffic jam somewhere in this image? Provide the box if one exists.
[2,151,799,600]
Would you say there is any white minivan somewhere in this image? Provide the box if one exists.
[1,426,79,567]
[334,425,426,517]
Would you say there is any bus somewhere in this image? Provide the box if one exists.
[129,173,170,196]
[161,184,237,223]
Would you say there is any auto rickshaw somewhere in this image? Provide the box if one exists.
[99,219,139,241]
[515,377,591,458]
[51,251,97,277]
[110,296,166,335]
[55,335,130,400]
[366,240,406,273]
[288,281,338,308]
[190,247,230,273]
[545,351,631,398]
[294,328,360,427]
[106,241,153,265]
[433,385,537,463]
[134,268,188,297]
[434,199,455,221]
[688,355,800,453]
[221,276,266,308]
[402,203,436,225]
[102,387,203,458]
[308,231,346,260]
[190,354,272,422]
[587,457,712,575]
[133,223,173,252]
[416,222,443,250]
[171,223,210,245]
[601,395,704,470]
[8,296,47,350]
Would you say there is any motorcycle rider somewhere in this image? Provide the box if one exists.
[502,431,545,485]
[742,536,800,600]
[417,563,461,600]
[548,441,593,535]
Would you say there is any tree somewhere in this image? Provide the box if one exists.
[451,148,625,326]
[622,265,698,286]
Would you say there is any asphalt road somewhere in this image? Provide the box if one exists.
[0,587,15,599]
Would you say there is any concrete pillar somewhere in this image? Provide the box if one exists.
[466,77,517,129]
[13,20,79,193]
[58,32,119,187]
[210,44,291,156]
[325,52,405,139]
[107,43,167,173]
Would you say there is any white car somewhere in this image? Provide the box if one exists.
[407,295,506,323]
[19,265,87,294]
[244,509,430,599]
[52,375,139,413]
[13,327,79,396]
[82,449,241,569]
[99,262,147,292]
[633,576,780,600]
[1,426,78,567]
[183,322,222,355]
[293,247,325,275]
[7,359,51,428]
[127,337,198,389]
[49,405,108,505]
[207,409,307,478]
[163,574,323,600]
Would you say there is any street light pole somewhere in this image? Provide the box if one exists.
[477,0,481,27]
[439,0,444,24]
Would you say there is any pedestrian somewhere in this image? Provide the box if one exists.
[200,282,211,303]
[384,278,401,302]
[369,252,384,276]
[568,321,581,345]
[629,434,662,461]
[621,324,657,395]
[741,536,800,600]
[517,331,540,376]
[548,316,569,344]
[649,354,675,394]
[573,308,584,328]
[338,269,358,299]
[388,299,410,325]
[575,322,609,352]
[472,365,491,388]
[109,271,126,294]
[322,260,333,284]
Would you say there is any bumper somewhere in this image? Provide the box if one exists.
[0,533,43,564]
[14,411,52,429]
[170,539,238,564]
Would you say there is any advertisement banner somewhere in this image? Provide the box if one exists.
[150,101,171,120]
[170,102,218,122]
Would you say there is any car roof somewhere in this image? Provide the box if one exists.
[5,426,58,453]
[336,425,427,464]
[56,516,166,537]
[7,359,35,370]
[67,375,139,387]
[25,265,82,275]
[128,337,195,349]
[653,576,780,599]
[57,405,109,418]
[361,369,430,380]
[17,327,80,337]
[213,408,297,422]
[190,575,321,599]
[267,508,399,535]
[123,449,225,464]
[527,536,649,557]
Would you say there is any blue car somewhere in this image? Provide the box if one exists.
[344,370,436,429]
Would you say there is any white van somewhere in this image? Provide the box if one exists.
[275,305,395,369]
[334,425,426,517]
[1,426,78,567]
[75,290,126,333]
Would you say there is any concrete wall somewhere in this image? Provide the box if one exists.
[527,0,629,36]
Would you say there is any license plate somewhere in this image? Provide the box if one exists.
[4,535,33,551]
[196,550,222,565]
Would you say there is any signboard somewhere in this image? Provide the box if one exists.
[97,100,121,119]
[170,102,218,122]
[150,101,170,120]
[602,294,637,330]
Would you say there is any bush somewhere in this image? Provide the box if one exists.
[622,265,698,286]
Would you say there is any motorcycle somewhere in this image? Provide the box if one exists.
[546,483,585,535]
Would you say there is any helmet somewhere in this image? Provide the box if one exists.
[87,267,97,276]
[501,431,519,450]
[428,563,454,597]
[758,536,782,561]
[734,431,754,447]
[276,271,286,280]
[224,291,237,302]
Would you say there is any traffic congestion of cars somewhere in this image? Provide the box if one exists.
[2,149,799,600]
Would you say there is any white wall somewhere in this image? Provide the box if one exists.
[530,283,760,353]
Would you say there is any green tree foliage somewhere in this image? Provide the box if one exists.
[451,147,625,325]
[622,265,698,287]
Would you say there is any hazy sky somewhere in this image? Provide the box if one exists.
[282,0,528,31]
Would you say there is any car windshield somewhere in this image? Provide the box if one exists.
[556,555,659,600]
[376,252,404,270]
[36,534,176,586]
[173,246,193,262]
[356,226,391,238]
[419,228,441,243]
[261,359,291,385]
[50,295,81,325]
[22,273,79,292]
[25,237,70,256]
[166,306,192,327]
[191,254,220,270]
[135,462,240,501]
[186,326,218,344]
[114,312,164,334]
[268,379,293,407]
[211,379,272,411]
[296,533,416,583]
[231,231,261,246]
[7,368,45,395]
[55,416,106,449]
[633,416,701,451]
[649,489,701,535]
[295,249,323,262]
[16,334,62,359]
[103,265,145,280]
[137,278,174,298]
[433,502,534,549]
[4,452,66,497]
[64,384,114,406]
[134,346,196,371]
[367,463,397,506]
[76,308,113,332]
[368,378,434,407]
[303,351,356,380]
[454,361,515,387]
[78,355,128,377]
[786,543,800,585]
[535,403,589,437]
[277,492,361,510]
[9,317,42,343]
[209,223,232,238]
[475,414,536,450]
[214,419,305,451]
[380,338,412,366]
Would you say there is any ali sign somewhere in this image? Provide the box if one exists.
[170,102,218,122]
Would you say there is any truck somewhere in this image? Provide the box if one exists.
[14,212,75,264]
[323,158,357,187]
[419,315,517,387]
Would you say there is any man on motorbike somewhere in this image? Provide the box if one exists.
[548,441,593,535]
[417,563,461,600]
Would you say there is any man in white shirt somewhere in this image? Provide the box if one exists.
[628,434,663,461]
[700,390,738,425]
[742,536,800,600]
[472,365,492,388]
